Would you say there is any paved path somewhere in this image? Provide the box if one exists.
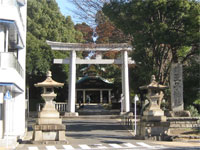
[16,117,200,150]
[16,105,200,150]
[16,117,166,150]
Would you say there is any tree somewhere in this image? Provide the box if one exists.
[103,0,199,85]
[75,22,93,43]
[183,56,200,107]
[96,19,131,44]
[69,0,109,25]
[27,0,83,110]
[27,0,83,76]
[103,0,200,108]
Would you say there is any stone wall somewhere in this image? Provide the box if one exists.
[167,117,200,130]
[120,114,200,137]
[167,117,200,140]
[167,117,200,128]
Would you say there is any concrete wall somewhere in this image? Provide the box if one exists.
[0,0,27,147]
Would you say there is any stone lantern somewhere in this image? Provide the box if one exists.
[33,71,66,142]
[137,75,170,140]
[140,75,167,122]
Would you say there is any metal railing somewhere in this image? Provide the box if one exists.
[0,52,24,78]
[37,102,68,112]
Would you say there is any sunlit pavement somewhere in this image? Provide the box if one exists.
[15,115,200,150]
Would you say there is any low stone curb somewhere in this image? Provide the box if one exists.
[170,134,200,142]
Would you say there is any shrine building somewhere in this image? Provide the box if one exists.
[76,65,113,104]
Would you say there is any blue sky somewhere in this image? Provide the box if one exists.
[55,0,81,24]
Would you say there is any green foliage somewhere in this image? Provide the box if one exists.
[177,46,192,58]
[27,0,83,77]
[105,0,199,48]
[183,57,200,107]
[186,105,200,117]
[103,0,199,102]
[26,32,52,76]
[194,99,200,105]
[26,0,83,109]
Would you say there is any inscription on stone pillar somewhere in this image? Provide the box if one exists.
[170,63,184,111]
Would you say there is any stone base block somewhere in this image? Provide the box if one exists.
[143,109,164,116]
[142,115,167,122]
[33,124,65,131]
[37,118,62,125]
[33,130,66,141]
[33,124,66,142]
[64,112,79,117]
[136,121,170,141]
[38,110,60,118]
[58,131,66,141]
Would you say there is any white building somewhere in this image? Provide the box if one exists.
[0,0,27,147]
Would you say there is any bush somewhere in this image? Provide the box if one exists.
[194,99,200,113]
[186,105,200,117]
[194,99,200,105]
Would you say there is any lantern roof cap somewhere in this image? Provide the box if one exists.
[139,75,167,90]
[34,71,64,88]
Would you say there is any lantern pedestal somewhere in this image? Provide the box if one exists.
[32,71,66,143]
[136,121,170,141]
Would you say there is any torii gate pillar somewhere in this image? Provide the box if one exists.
[67,50,78,116]
[121,50,130,112]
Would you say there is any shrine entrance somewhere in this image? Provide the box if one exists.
[76,75,113,104]
[77,90,110,104]
[47,41,135,116]
[77,91,100,103]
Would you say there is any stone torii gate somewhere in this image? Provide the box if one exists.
[47,41,135,116]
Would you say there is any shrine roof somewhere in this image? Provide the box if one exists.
[76,76,113,89]
[77,76,113,84]
[47,40,132,51]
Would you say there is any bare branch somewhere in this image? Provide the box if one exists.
[68,0,110,25]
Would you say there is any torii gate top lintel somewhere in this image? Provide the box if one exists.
[46,40,132,51]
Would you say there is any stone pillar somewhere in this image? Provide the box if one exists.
[3,92,14,136]
[83,90,86,104]
[68,50,77,114]
[0,25,5,52]
[121,51,130,112]
[0,93,3,138]
[75,90,77,103]
[121,55,125,112]
[108,90,111,104]
[5,27,8,52]
[170,63,184,111]
[100,90,103,103]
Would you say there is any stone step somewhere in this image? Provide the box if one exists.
[77,110,120,115]
[62,115,121,119]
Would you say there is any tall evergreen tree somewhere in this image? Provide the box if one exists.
[27,0,83,109]
[103,0,199,106]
